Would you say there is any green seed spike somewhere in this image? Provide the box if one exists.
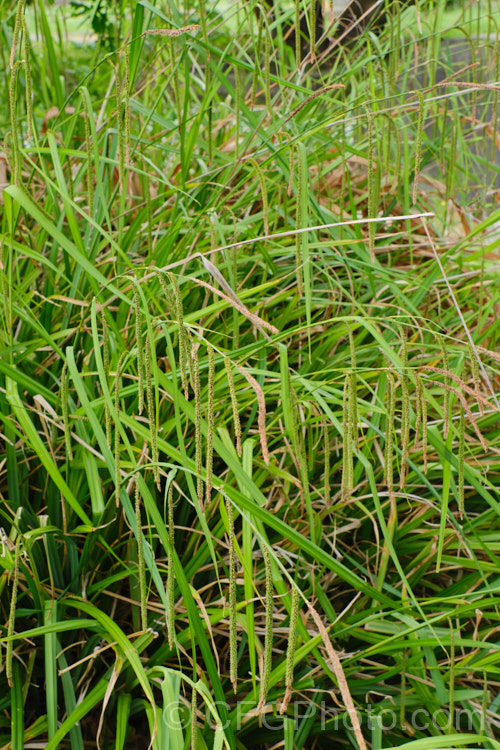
[145,332,160,489]
[134,284,145,415]
[385,372,395,496]
[80,90,94,218]
[366,107,375,264]
[9,0,24,71]
[421,377,428,473]
[114,351,126,507]
[439,336,450,439]
[449,619,455,731]
[135,476,147,631]
[415,373,422,447]
[168,272,182,319]
[399,329,410,489]
[280,584,300,714]
[413,91,424,205]
[168,272,190,399]
[102,312,111,448]
[227,499,237,693]
[21,13,33,142]
[458,406,465,520]
[8,62,22,186]
[156,270,175,317]
[225,356,242,457]
[257,545,273,712]
[206,345,215,507]
[193,349,204,508]
[166,480,175,648]
[191,686,198,750]
[323,423,330,507]
[347,326,359,450]
[295,0,301,68]
[61,360,73,462]
[399,324,409,369]
[6,535,21,688]
[468,342,482,415]
[295,145,304,296]
[341,374,353,501]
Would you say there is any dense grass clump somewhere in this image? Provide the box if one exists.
[1,0,500,748]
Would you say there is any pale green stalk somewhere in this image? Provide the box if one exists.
[206,345,214,506]
[225,356,241,457]
[227,499,237,694]
[61,360,73,462]
[193,349,203,507]
[385,372,395,495]
[145,332,160,488]
[458,406,465,519]
[257,546,273,712]
[6,536,21,688]
[114,351,127,507]
[413,91,424,205]
[102,312,111,448]
[280,584,299,714]
[167,480,175,648]
[21,13,33,142]
[135,476,148,630]
[134,284,145,415]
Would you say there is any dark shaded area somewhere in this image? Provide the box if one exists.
[261,0,415,58]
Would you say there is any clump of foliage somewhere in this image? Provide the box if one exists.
[1,0,500,749]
